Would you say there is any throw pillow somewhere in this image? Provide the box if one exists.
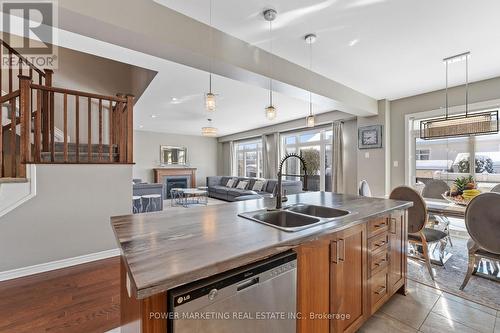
[236,180,249,190]
[252,180,266,192]
[226,179,236,188]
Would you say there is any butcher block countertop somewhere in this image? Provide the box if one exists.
[111,192,412,299]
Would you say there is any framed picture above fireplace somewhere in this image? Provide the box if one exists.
[160,146,187,165]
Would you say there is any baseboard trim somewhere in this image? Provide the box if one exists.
[0,248,120,282]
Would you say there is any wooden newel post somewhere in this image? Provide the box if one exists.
[18,75,32,176]
[42,68,53,152]
[115,93,125,163]
[126,94,134,164]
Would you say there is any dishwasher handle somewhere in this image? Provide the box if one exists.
[236,277,260,291]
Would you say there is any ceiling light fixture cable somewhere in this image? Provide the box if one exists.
[305,33,316,127]
[205,0,216,112]
[264,9,277,120]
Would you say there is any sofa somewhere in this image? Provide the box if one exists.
[206,176,303,202]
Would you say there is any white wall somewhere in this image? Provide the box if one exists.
[0,164,132,271]
[357,100,391,197]
[133,130,218,186]
[343,119,358,195]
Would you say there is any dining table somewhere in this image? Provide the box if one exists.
[426,198,466,218]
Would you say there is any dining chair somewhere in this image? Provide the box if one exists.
[490,184,500,193]
[390,186,449,280]
[358,180,372,197]
[460,192,500,290]
[422,180,450,199]
[422,180,453,246]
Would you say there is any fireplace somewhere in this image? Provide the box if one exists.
[164,176,189,198]
[154,168,197,198]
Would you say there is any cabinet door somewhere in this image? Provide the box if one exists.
[330,223,367,333]
[388,211,407,294]
[296,238,330,333]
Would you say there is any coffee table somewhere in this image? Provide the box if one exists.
[171,188,208,207]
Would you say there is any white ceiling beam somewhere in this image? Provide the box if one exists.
[56,0,377,116]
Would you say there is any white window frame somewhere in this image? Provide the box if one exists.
[281,127,332,191]
[234,138,263,178]
[415,148,431,161]
[405,99,500,188]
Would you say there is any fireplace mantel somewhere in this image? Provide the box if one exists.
[153,168,197,188]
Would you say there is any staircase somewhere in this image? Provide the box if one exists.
[0,39,134,182]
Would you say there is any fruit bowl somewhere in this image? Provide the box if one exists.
[441,193,469,206]
[442,189,481,206]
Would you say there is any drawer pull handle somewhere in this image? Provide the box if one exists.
[389,217,397,234]
[374,259,387,267]
[374,286,386,295]
[373,223,386,229]
[374,241,386,247]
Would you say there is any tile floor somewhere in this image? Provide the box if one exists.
[359,279,500,333]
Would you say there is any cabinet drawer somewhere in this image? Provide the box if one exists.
[368,216,389,237]
[368,232,389,252]
[370,270,388,311]
[370,248,389,276]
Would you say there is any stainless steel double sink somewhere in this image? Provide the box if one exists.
[238,204,356,232]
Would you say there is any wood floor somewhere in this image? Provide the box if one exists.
[0,257,120,333]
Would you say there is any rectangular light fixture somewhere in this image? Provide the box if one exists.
[420,110,499,140]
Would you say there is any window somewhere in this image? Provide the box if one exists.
[282,127,333,191]
[235,139,263,178]
[415,149,430,161]
[411,111,500,190]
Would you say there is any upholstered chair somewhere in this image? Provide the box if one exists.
[358,180,372,197]
[390,186,449,279]
[460,192,500,290]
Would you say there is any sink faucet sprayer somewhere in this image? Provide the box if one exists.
[275,153,308,210]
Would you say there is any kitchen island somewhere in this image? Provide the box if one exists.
[112,192,412,333]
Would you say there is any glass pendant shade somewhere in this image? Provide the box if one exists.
[202,118,217,137]
[205,92,216,112]
[420,51,498,139]
[306,114,315,128]
[266,105,276,120]
[420,111,499,139]
[201,126,217,137]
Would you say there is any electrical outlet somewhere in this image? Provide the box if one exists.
[364,152,370,159]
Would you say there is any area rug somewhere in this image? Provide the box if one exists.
[407,236,500,310]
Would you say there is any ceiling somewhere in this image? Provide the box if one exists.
[50,26,328,137]
[155,0,500,100]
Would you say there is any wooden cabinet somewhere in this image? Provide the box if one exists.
[296,238,331,333]
[367,211,407,315]
[330,224,367,333]
[295,211,408,333]
[388,210,407,294]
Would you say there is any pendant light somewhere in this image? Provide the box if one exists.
[263,9,277,120]
[205,0,216,112]
[420,52,499,139]
[305,33,317,127]
[202,118,217,137]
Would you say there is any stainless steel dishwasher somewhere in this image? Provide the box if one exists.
[168,251,297,333]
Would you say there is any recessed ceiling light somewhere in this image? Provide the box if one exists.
[151,114,158,118]
[139,125,144,129]
[171,97,177,101]
[349,39,359,47]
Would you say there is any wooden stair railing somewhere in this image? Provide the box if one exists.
[1,39,135,179]
[27,81,134,164]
